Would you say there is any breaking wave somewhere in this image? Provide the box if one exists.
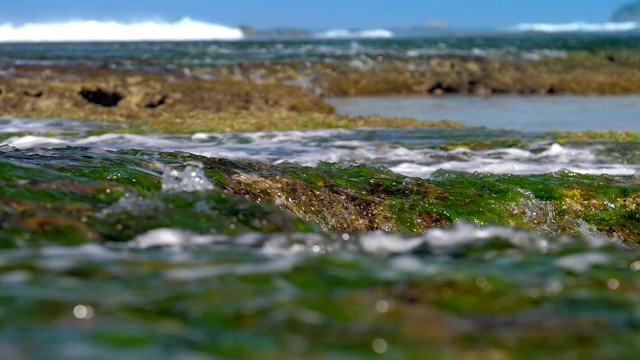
[514,21,638,33]
[0,17,244,42]
[316,28,394,39]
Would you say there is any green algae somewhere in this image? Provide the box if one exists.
[2,145,640,358]
[2,147,640,245]
[549,130,640,144]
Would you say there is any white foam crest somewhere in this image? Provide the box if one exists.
[391,162,637,178]
[2,119,636,177]
[515,21,638,33]
[359,232,424,254]
[131,228,226,249]
[343,222,557,257]
[423,222,548,252]
[316,28,394,39]
[0,18,244,42]
[1,135,70,149]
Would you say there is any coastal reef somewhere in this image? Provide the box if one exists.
[2,48,640,130]
[0,70,332,124]
[2,148,639,246]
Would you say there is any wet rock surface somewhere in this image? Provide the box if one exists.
[1,149,639,245]
[2,50,640,128]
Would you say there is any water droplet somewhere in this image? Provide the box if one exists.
[607,278,620,290]
[631,261,640,272]
[73,304,95,320]
[372,338,388,354]
[341,233,350,241]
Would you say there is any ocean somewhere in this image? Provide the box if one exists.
[1,21,640,358]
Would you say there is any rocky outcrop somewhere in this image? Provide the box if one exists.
[0,73,336,124]
[2,48,640,129]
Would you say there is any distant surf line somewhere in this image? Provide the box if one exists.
[0,18,244,42]
[514,21,638,33]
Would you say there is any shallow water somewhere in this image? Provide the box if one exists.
[1,32,639,68]
[1,116,640,358]
[3,117,640,178]
[329,95,640,132]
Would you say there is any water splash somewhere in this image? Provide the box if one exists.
[161,161,214,192]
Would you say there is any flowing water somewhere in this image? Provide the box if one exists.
[1,113,640,358]
[2,32,640,358]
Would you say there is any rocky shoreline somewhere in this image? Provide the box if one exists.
[2,49,639,131]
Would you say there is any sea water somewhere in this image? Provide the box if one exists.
[329,94,640,132]
[1,32,640,358]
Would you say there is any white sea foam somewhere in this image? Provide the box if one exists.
[316,28,393,39]
[390,162,637,178]
[131,228,226,249]
[515,21,638,33]
[0,18,244,42]
[3,118,639,177]
[2,129,638,177]
[2,135,70,149]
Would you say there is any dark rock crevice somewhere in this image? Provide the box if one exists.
[79,88,124,107]
[145,95,167,109]
[24,90,43,98]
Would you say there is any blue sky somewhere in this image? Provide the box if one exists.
[0,0,632,29]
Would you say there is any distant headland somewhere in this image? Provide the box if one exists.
[612,1,640,22]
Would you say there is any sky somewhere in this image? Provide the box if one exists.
[0,0,633,29]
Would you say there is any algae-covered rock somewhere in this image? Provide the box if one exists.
[2,148,640,246]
